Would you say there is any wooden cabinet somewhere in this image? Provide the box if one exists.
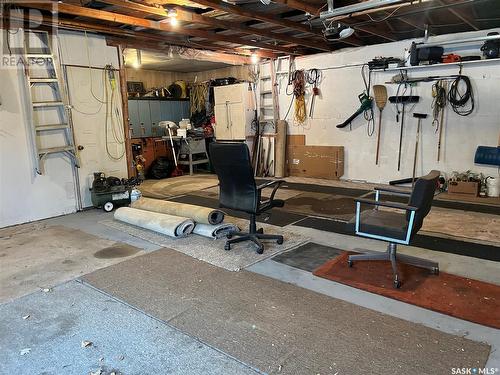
[214,83,254,141]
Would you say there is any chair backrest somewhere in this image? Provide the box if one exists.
[209,142,258,213]
[408,170,440,235]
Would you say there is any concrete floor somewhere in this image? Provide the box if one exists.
[1,207,499,373]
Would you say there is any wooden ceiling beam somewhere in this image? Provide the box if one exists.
[6,7,276,58]
[270,0,323,16]
[182,0,320,36]
[22,2,295,54]
[439,0,479,31]
[98,0,333,51]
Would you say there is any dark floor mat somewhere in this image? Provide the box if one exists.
[314,251,500,329]
[168,194,305,227]
[272,242,343,272]
[293,217,500,262]
[282,192,369,221]
[82,249,490,375]
[279,182,500,215]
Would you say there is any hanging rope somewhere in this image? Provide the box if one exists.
[292,70,306,124]
[190,82,209,115]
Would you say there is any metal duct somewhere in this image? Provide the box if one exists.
[320,0,405,19]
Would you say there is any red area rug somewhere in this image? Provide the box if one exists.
[313,251,500,329]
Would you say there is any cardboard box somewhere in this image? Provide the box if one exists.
[447,181,480,196]
[286,145,344,180]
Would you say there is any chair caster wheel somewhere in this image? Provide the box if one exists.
[256,246,264,254]
[257,228,264,234]
[226,234,233,239]
[277,237,283,245]
[394,279,401,289]
[347,260,353,268]
[224,243,231,251]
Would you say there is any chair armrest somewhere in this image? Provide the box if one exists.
[355,197,418,211]
[374,186,412,196]
[257,180,285,202]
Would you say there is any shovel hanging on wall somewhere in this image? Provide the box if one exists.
[389,95,420,171]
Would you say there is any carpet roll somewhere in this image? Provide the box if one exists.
[275,119,287,178]
[131,197,224,225]
[193,223,240,239]
[114,207,194,238]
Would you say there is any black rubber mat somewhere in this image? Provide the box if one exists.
[272,242,343,272]
[278,182,500,215]
[293,217,500,262]
[168,194,306,227]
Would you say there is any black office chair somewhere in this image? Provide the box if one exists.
[348,170,440,288]
[209,142,285,254]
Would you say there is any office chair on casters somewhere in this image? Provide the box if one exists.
[209,142,285,254]
[348,170,440,288]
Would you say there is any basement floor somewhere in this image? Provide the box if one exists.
[1,177,499,374]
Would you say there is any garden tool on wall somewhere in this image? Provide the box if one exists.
[372,85,388,165]
[389,95,420,171]
[306,68,321,118]
[412,113,427,186]
[432,80,447,162]
[336,92,373,128]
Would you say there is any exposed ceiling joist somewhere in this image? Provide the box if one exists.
[5,8,274,57]
[439,0,479,30]
[23,2,294,54]
[181,0,319,36]
[98,0,333,51]
[270,0,323,16]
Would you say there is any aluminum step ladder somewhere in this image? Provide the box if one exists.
[23,29,79,174]
[258,58,281,128]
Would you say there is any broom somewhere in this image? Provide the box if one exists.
[372,85,388,165]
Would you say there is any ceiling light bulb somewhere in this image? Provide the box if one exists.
[170,17,178,26]
[339,27,355,39]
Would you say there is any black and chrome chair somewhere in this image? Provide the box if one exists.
[348,170,440,288]
[209,142,285,254]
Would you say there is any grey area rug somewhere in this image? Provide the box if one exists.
[272,242,344,272]
[82,249,490,375]
[101,218,308,271]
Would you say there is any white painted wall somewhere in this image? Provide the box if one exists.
[0,30,122,228]
[272,29,500,183]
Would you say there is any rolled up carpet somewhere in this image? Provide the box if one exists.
[193,223,240,239]
[114,207,195,238]
[131,197,224,225]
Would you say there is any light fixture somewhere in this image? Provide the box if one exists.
[320,0,404,19]
[250,52,260,65]
[167,8,178,26]
[323,23,355,41]
[132,49,141,69]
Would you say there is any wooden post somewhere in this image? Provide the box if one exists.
[117,45,134,178]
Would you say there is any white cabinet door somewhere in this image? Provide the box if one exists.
[214,102,232,140]
[229,102,246,140]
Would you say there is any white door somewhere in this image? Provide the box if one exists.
[66,66,128,208]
